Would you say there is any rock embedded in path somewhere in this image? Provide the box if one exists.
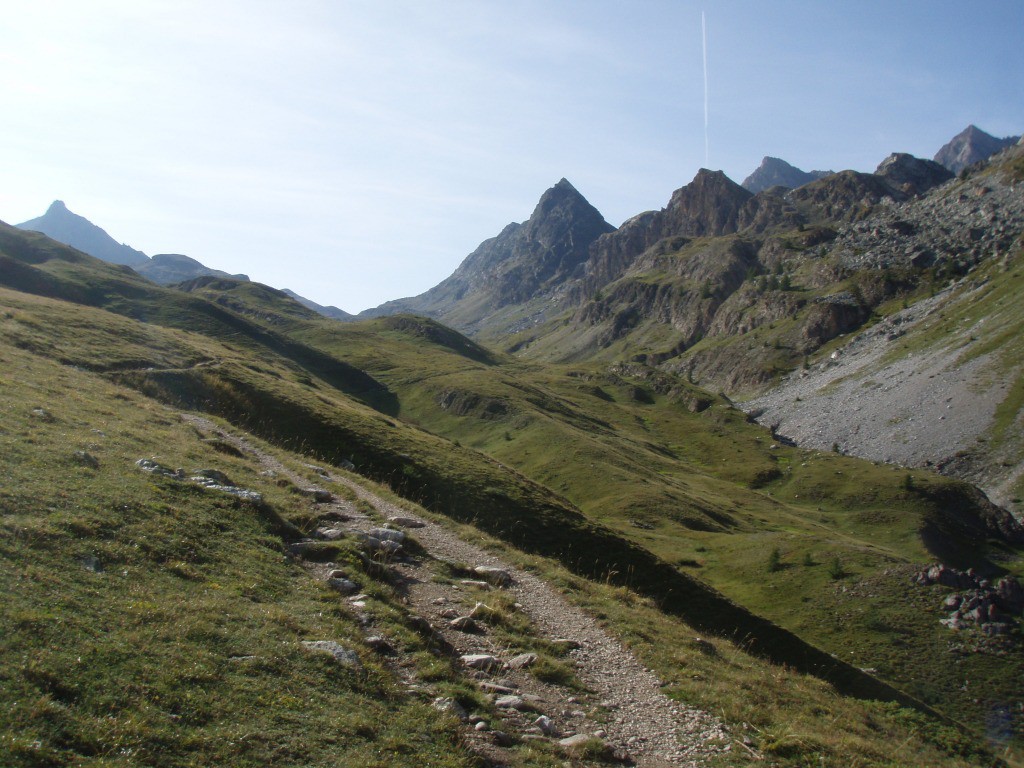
[550,638,582,653]
[448,616,482,633]
[461,654,500,671]
[300,488,334,503]
[505,652,538,670]
[473,566,513,587]
[369,527,406,543]
[388,515,426,528]
[478,681,515,694]
[534,715,555,735]
[316,527,346,541]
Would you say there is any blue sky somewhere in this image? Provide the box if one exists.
[2,1,1022,312]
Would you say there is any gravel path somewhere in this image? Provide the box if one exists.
[181,414,729,766]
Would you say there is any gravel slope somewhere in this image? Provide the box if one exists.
[744,283,1022,515]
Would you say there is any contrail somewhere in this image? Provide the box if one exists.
[702,10,709,167]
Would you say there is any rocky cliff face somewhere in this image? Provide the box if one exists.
[934,125,1020,174]
[741,156,832,193]
[874,153,953,197]
[361,178,614,331]
[575,170,754,302]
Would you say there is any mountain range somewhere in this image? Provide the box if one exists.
[2,123,1023,766]
[14,200,353,318]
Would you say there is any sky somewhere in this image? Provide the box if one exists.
[2,1,1022,313]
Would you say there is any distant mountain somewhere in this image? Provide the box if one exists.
[281,288,352,320]
[17,200,149,266]
[741,157,832,193]
[874,152,953,197]
[361,178,614,333]
[136,253,248,285]
[933,125,1020,173]
[15,200,350,318]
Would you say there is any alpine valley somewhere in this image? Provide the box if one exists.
[2,125,1023,767]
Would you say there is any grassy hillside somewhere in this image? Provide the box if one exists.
[0,343,483,767]
[291,316,1024,742]
[1,223,1021,764]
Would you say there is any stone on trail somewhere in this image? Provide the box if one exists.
[369,527,406,543]
[300,488,334,503]
[478,681,515,694]
[388,515,426,528]
[495,695,539,712]
[448,616,482,633]
[505,652,538,670]
[474,566,513,587]
[316,527,346,541]
[550,638,582,653]
[461,654,500,671]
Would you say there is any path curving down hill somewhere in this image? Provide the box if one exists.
[181,413,730,767]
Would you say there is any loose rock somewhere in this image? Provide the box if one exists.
[432,697,468,721]
[474,566,513,587]
[505,652,538,670]
[461,654,500,671]
[301,640,362,668]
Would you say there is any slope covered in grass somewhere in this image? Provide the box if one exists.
[2,222,1022,762]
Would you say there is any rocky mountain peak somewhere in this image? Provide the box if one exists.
[741,157,832,193]
[663,169,753,238]
[875,152,953,197]
[934,124,1020,174]
[17,201,150,267]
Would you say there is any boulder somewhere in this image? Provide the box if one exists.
[316,527,347,541]
[365,636,396,655]
[550,638,582,653]
[301,640,361,668]
[73,450,100,469]
[995,577,1024,614]
[461,654,500,671]
[448,616,482,633]
[505,652,538,670]
[474,566,513,587]
[369,527,406,543]
[432,697,468,721]
[300,488,334,503]
[328,577,359,595]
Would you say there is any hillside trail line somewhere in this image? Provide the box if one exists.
[180,412,729,766]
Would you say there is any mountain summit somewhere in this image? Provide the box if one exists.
[362,178,614,332]
[741,157,832,193]
[933,124,1020,173]
[17,200,149,266]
